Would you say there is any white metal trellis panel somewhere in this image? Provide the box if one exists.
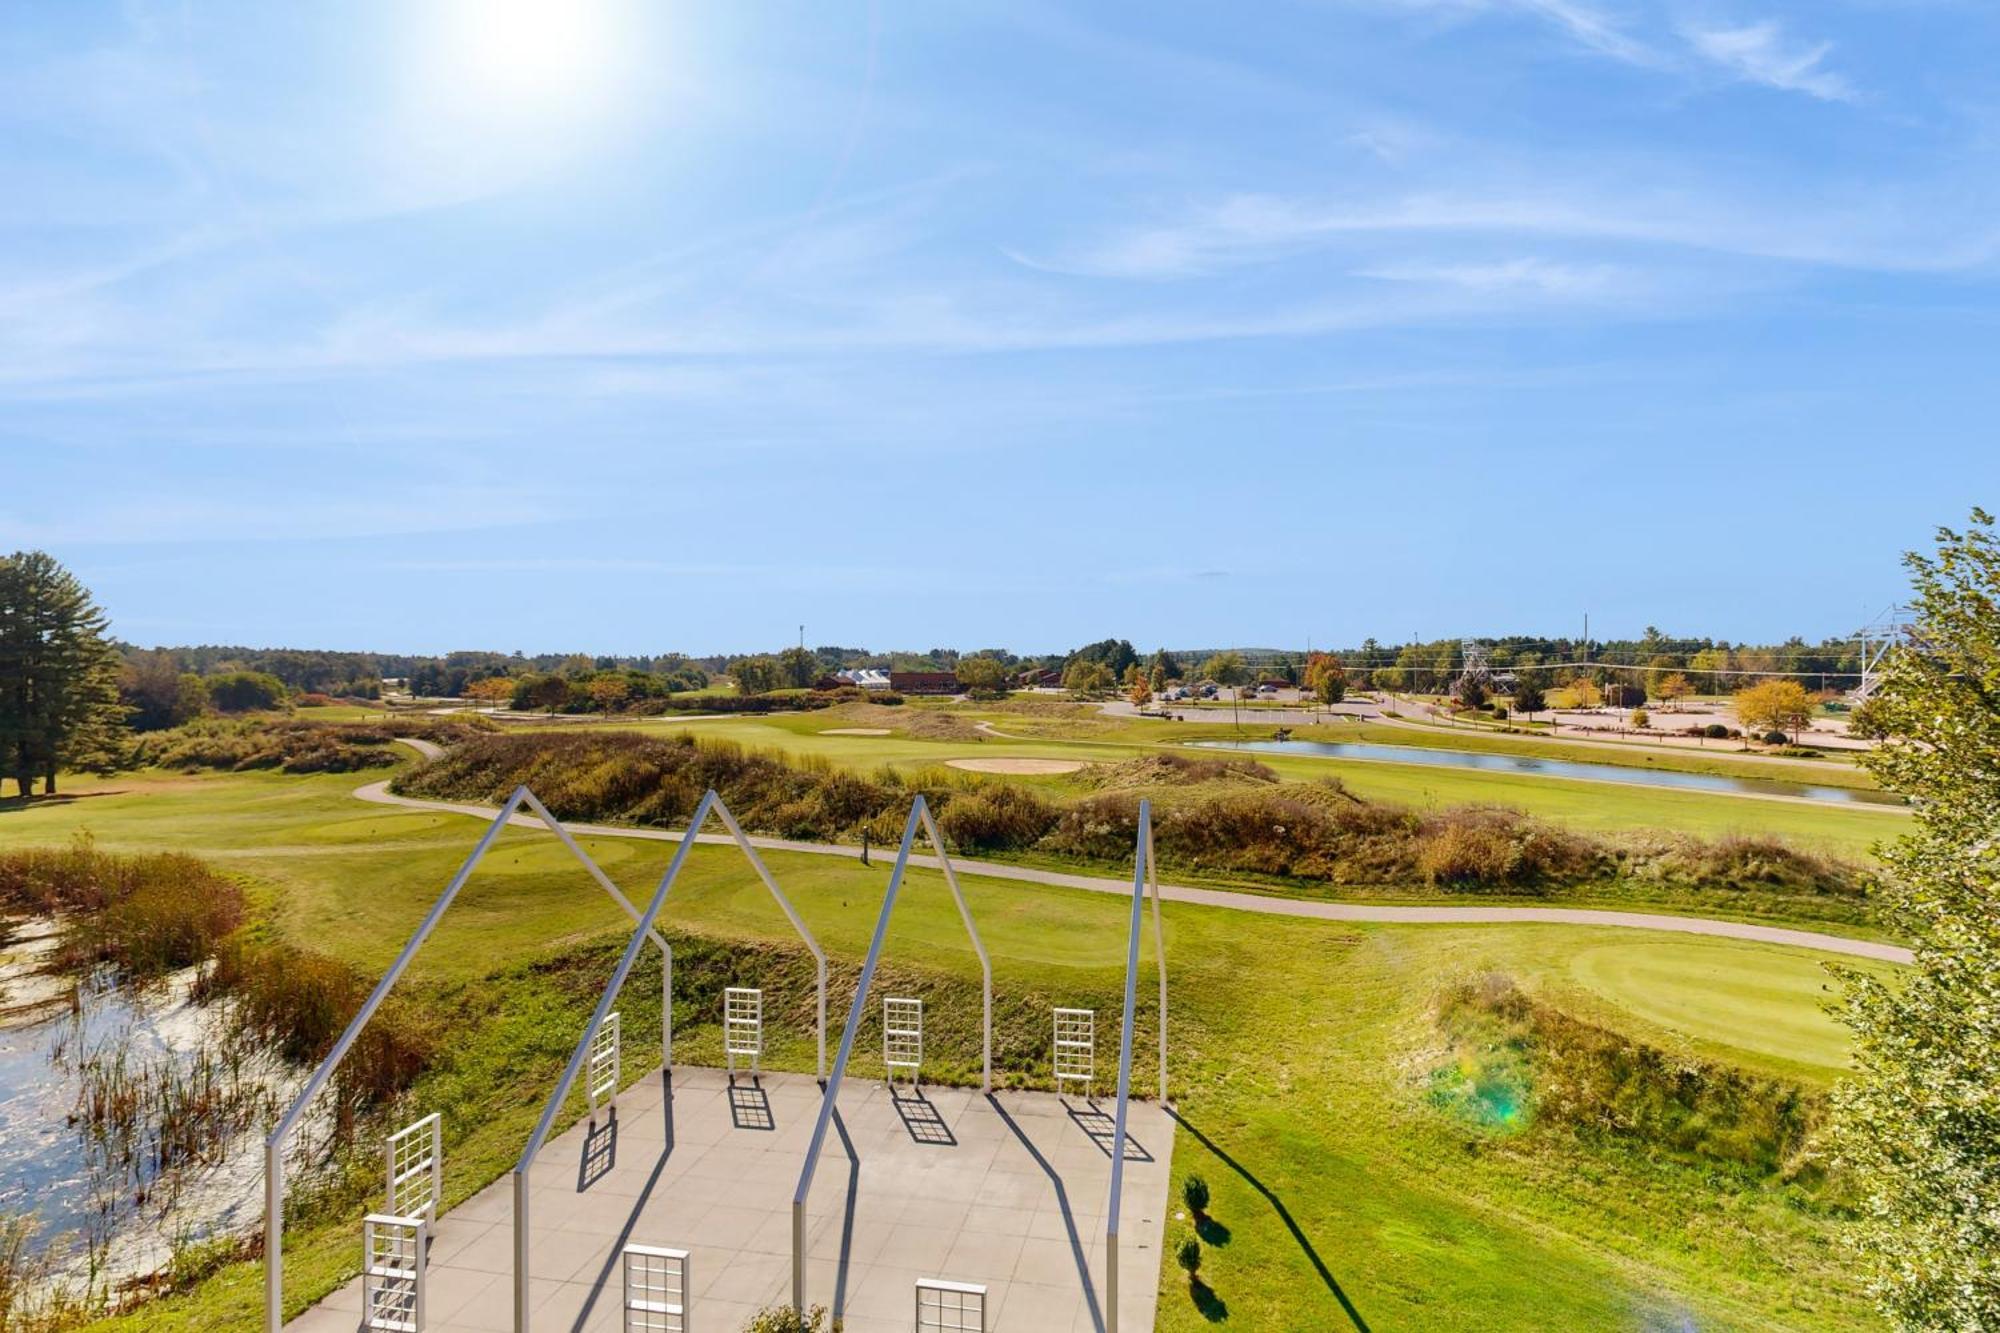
[589,1012,621,1116]
[1053,1008,1094,1097]
[884,996,923,1083]
[386,1113,441,1222]
[362,1214,426,1332]
[915,1277,986,1332]
[622,1244,690,1333]
[725,987,763,1077]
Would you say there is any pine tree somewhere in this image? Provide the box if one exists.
[1832,510,2000,1329]
[0,551,125,796]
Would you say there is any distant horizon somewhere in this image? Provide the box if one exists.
[98,623,1893,665]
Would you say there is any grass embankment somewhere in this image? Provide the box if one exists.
[393,731,1875,929]
[0,766,1897,1330]
[595,702,1904,860]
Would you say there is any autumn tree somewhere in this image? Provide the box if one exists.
[586,676,631,713]
[1833,510,2000,1330]
[1655,673,1693,710]
[465,676,517,708]
[0,551,125,795]
[1128,675,1152,707]
[1304,652,1346,705]
[1734,679,1813,741]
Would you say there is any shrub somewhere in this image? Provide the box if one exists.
[1702,724,1729,738]
[873,692,905,706]
[1630,709,1649,729]
[936,784,1059,853]
[1490,706,1508,720]
[1176,1235,1203,1278]
[744,1303,829,1332]
[1762,730,1791,746]
[1182,1173,1211,1214]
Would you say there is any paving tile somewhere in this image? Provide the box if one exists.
[286,1066,1172,1332]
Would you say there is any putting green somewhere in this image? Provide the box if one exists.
[1564,938,1873,1074]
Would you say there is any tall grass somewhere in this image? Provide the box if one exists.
[196,941,433,1131]
[0,839,245,980]
[127,715,491,776]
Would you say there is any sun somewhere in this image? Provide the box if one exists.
[411,0,634,130]
[453,0,607,105]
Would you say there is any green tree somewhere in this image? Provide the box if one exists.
[511,673,570,713]
[119,648,204,732]
[205,670,288,713]
[1511,680,1546,718]
[1062,659,1114,696]
[1149,647,1182,681]
[778,646,817,689]
[1198,651,1247,689]
[954,655,1008,695]
[732,656,782,695]
[1833,510,2000,1330]
[0,551,125,795]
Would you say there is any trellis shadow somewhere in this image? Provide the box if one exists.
[1167,1108,1370,1332]
[891,1087,957,1147]
[729,1081,774,1131]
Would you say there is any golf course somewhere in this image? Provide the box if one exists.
[0,716,1905,1330]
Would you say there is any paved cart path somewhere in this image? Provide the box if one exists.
[360,750,1909,964]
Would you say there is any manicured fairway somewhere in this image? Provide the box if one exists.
[1555,937,1883,1079]
[0,765,1890,1331]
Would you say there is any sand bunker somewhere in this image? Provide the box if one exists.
[820,727,892,736]
[946,757,1087,775]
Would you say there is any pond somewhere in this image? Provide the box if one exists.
[1187,739,1907,807]
[0,925,288,1297]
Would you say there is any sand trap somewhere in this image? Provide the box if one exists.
[946,757,1087,775]
[820,727,892,736]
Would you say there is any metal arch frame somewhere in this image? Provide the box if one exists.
[1105,799,1169,1333]
[263,785,674,1332]
[788,794,995,1313]
[510,789,831,1332]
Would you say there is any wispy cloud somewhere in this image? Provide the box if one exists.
[1681,21,1854,101]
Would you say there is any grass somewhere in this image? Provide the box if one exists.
[0,762,1898,1330]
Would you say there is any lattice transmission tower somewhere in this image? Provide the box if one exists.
[1453,639,1491,696]
[1851,606,1914,702]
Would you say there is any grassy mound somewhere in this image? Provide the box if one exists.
[129,716,491,775]
[1431,973,1824,1179]
[394,732,1870,908]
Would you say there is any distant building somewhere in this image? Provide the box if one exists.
[835,668,893,691]
[889,671,960,696]
[1017,668,1062,688]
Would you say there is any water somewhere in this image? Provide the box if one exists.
[1188,739,1907,807]
[0,933,287,1292]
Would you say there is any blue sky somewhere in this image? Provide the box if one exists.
[1,1,1995,655]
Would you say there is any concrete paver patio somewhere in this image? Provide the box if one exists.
[286,1066,1173,1333]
